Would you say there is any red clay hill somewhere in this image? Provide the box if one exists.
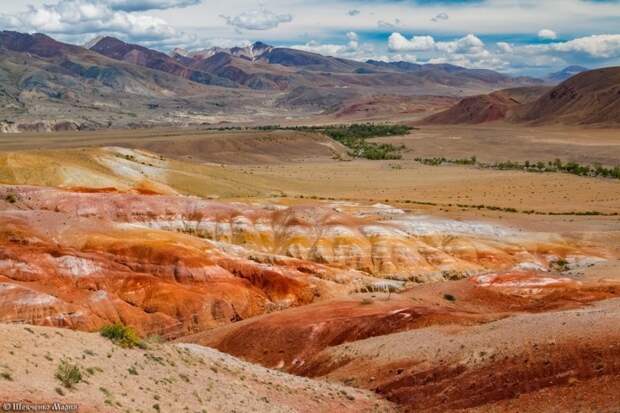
[422,66,620,126]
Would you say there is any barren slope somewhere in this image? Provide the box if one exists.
[516,66,620,125]
[421,87,550,124]
[305,298,620,412]
[0,324,391,412]
[182,274,620,411]
[422,67,620,126]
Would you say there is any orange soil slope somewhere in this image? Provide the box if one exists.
[2,185,605,281]
[182,274,620,411]
[183,272,620,372]
[0,184,609,337]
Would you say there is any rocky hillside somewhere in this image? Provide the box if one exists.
[0,31,264,131]
[89,36,235,87]
[184,272,620,411]
[0,30,545,130]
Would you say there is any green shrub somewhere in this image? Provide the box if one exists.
[323,123,411,160]
[100,323,144,348]
[55,360,82,388]
[415,156,619,180]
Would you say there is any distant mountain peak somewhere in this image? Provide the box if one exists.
[83,35,106,50]
[547,65,588,82]
[252,41,272,49]
[170,47,190,57]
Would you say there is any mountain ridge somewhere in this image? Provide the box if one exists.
[4,30,603,131]
[421,66,620,126]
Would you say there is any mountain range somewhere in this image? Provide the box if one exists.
[0,30,615,131]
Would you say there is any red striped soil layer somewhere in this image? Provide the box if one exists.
[311,299,620,412]
[182,277,620,411]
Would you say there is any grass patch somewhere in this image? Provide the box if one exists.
[100,323,144,349]
[55,360,82,389]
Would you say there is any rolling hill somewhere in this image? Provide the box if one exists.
[422,86,551,124]
[422,67,620,126]
[516,66,620,125]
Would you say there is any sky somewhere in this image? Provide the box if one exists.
[1,0,620,76]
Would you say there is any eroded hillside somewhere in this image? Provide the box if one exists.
[0,141,619,412]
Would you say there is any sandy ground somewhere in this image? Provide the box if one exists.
[388,123,620,166]
[2,123,617,164]
[0,324,393,413]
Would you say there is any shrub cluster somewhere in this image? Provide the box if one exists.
[414,156,619,180]
[415,156,476,166]
[100,323,145,349]
[321,124,411,160]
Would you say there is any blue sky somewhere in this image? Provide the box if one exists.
[1,0,620,75]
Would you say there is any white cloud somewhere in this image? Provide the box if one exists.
[538,29,557,40]
[516,34,620,61]
[290,31,382,61]
[293,34,358,56]
[388,33,435,52]
[547,34,620,58]
[0,0,194,44]
[497,42,513,53]
[389,33,484,55]
[220,7,292,31]
[346,31,359,49]
[387,33,509,70]
[436,34,485,54]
